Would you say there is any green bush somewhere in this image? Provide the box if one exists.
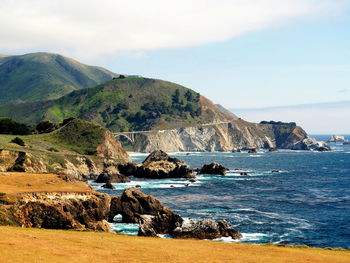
[11,137,25,146]
[0,118,33,135]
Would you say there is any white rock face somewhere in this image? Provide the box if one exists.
[328,135,346,143]
[291,137,331,151]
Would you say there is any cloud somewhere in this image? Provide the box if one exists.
[0,0,347,61]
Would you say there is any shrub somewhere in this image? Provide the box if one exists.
[47,147,59,152]
[0,118,33,135]
[36,120,60,134]
[11,137,25,146]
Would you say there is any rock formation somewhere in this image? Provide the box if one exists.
[328,135,346,143]
[109,187,242,240]
[288,137,331,151]
[172,218,242,240]
[119,150,195,179]
[198,162,229,175]
[117,120,318,152]
[0,191,112,232]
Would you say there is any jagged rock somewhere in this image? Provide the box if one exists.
[109,187,241,240]
[142,150,184,166]
[290,137,331,152]
[269,148,278,152]
[109,187,175,223]
[119,151,195,179]
[4,192,112,231]
[248,148,257,153]
[328,135,346,143]
[198,162,229,175]
[172,218,242,240]
[94,172,130,184]
[101,182,115,189]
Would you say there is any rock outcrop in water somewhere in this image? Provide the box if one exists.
[172,218,242,240]
[119,150,195,179]
[109,187,242,240]
[198,162,228,175]
[288,137,331,152]
[328,135,346,143]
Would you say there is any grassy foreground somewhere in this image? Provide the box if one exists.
[0,227,349,263]
[0,172,91,195]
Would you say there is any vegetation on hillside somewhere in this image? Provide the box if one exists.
[0,52,118,104]
[0,78,227,132]
[0,118,34,135]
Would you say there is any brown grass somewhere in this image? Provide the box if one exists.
[0,172,91,194]
[0,226,349,263]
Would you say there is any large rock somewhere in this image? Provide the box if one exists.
[109,187,242,240]
[198,162,229,175]
[94,172,130,184]
[290,137,331,152]
[142,150,184,166]
[119,150,195,179]
[328,135,346,143]
[3,191,112,232]
[109,187,177,224]
[172,218,242,240]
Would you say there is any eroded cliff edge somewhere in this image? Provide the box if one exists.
[120,120,312,152]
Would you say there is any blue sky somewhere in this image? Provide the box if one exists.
[1,0,350,133]
[107,10,350,109]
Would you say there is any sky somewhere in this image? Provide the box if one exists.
[1,0,350,133]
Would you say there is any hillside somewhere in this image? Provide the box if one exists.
[0,119,130,178]
[0,78,234,132]
[0,52,118,104]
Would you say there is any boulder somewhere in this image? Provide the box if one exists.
[327,135,346,143]
[94,172,130,184]
[291,137,331,152]
[268,148,278,152]
[142,150,184,166]
[101,182,115,189]
[109,187,242,240]
[172,218,242,240]
[109,187,178,224]
[198,162,229,175]
[248,148,257,153]
[119,150,195,179]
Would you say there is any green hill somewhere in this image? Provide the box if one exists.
[0,52,119,104]
[0,78,234,132]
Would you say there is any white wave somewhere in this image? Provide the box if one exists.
[214,233,269,243]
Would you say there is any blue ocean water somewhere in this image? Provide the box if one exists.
[92,135,350,248]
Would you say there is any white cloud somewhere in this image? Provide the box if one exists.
[0,0,348,61]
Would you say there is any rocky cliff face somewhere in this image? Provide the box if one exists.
[0,191,112,231]
[124,120,308,152]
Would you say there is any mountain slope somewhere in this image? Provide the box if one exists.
[0,52,119,103]
[0,77,234,132]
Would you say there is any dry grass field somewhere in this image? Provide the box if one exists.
[0,172,91,195]
[0,226,349,263]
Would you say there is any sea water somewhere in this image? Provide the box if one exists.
[91,135,350,248]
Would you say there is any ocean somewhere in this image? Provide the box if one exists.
[91,135,350,248]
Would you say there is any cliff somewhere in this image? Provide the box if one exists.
[120,120,308,152]
[0,172,111,231]
[0,119,130,179]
